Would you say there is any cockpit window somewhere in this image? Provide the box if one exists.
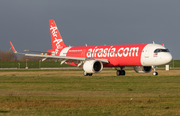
[154,49,169,53]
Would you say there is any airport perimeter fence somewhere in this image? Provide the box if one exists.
[0,60,179,69]
[0,61,73,69]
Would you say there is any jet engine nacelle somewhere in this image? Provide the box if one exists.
[133,66,152,73]
[83,60,103,73]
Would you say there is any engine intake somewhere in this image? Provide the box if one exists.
[133,66,152,73]
[83,60,103,73]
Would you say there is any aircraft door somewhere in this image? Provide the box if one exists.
[81,49,86,58]
[144,46,151,58]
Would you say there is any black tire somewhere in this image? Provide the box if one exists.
[84,71,88,76]
[153,72,158,76]
[156,72,158,76]
[122,70,126,75]
[116,70,121,76]
[88,73,93,76]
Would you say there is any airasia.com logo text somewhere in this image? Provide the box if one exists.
[86,46,139,58]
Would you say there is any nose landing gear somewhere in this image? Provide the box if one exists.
[152,66,158,76]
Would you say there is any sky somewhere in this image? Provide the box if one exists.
[0,0,180,59]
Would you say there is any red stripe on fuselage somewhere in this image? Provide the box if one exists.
[65,44,147,67]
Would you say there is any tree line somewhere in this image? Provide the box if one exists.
[0,50,40,61]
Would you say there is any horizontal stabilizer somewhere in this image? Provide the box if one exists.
[24,50,52,54]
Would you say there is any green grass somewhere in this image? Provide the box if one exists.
[0,70,180,115]
[168,60,180,67]
[0,60,180,68]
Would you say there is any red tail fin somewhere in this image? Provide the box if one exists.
[49,19,67,50]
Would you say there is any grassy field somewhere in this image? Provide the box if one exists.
[0,60,180,68]
[0,69,180,115]
[0,61,73,68]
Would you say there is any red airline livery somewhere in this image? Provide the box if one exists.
[9,19,173,76]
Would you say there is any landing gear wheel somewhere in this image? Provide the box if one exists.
[84,71,88,76]
[152,66,158,76]
[84,72,93,76]
[88,73,93,76]
[153,72,158,76]
[116,70,121,76]
[122,70,126,75]
[116,70,125,76]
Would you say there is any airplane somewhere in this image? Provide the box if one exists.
[9,19,173,76]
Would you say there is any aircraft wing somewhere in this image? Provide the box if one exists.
[25,53,109,64]
[9,41,109,64]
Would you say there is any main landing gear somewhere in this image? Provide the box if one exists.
[152,66,158,76]
[116,67,126,76]
[84,71,93,76]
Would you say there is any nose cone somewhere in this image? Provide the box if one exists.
[165,53,173,64]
